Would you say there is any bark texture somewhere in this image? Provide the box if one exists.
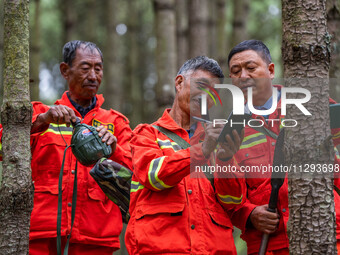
[0,0,34,254]
[327,0,340,101]
[282,0,336,254]
[153,0,176,107]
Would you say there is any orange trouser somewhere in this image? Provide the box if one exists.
[29,238,115,255]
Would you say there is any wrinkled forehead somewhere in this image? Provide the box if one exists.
[229,50,266,66]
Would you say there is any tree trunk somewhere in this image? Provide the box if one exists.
[84,0,96,42]
[125,0,144,128]
[0,0,4,111]
[59,0,76,91]
[29,0,41,101]
[0,1,34,254]
[282,0,336,254]
[208,0,217,58]
[153,0,176,107]
[188,0,209,57]
[103,0,122,111]
[231,0,249,48]
[216,0,227,72]
[327,0,340,101]
[176,0,188,70]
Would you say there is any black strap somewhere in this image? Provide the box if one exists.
[152,125,215,188]
[57,146,78,255]
[152,125,191,149]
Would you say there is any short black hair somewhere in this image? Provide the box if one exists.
[177,56,224,80]
[62,40,103,66]
[228,40,272,66]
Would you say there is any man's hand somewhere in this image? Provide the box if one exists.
[42,105,77,126]
[201,124,223,158]
[217,129,244,161]
[249,204,280,234]
[31,105,77,133]
[96,125,117,153]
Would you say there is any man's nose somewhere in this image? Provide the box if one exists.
[87,68,96,81]
[240,69,249,79]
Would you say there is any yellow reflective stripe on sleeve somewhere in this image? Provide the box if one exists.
[335,146,340,160]
[218,193,243,204]
[40,123,73,136]
[148,156,172,190]
[0,141,2,156]
[156,138,181,152]
[240,132,267,149]
[130,181,144,193]
[333,131,340,140]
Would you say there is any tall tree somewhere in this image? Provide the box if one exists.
[103,0,123,111]
[153,0,176,108]
[176,0,188,69]
[282,0,337,253]
[0,0,34,254]
[0,0,4,108]
[208,0,217,58]
[29,0,41,101]
[216,0,228,72]
[188,0,209,57]
[231,0,249,48]
[125,0,144,127]
[59,0,76,91]
[327,0,340,101]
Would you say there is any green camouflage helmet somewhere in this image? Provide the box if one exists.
[71,119,112,166]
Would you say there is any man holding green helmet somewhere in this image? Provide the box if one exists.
[11,40,132,254]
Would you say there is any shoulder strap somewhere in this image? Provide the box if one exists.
[251,126,278,140]
[152,125,191,149]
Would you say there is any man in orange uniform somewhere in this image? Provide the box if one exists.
[125,56,245,254]
[226,39,340,255]
[1,40,132,254]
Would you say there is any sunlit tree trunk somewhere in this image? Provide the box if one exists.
[153,0,176,107]
[327,0,340,101]
[282,0,336,253]
[231,0,249,47]
[29,0,41,101]
[176,0,188,69]
[188,0,209,57]
[103,0,122,111]
[0,1,34,254]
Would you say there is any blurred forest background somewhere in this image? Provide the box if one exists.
[0,0,284,129]
[0,0,340,254]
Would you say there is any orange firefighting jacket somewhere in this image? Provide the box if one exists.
[125,109,244,255]
[226,86,340,254]
[0,92,132,250]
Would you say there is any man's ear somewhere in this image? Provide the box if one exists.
[175,75,185,93]
[268,63,275,79]
[60,62,70,79]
